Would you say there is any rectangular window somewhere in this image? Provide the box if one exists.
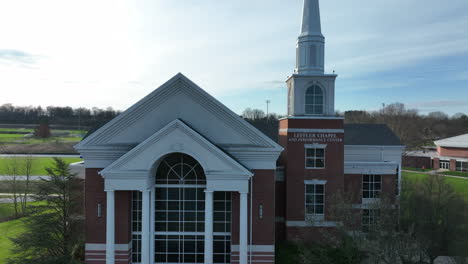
[362,174,381,199]
[305,184,325,217]
[456,161,468,172]
[362,209,380,232]
[305,147,325,169]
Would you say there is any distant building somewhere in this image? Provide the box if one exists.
[75,1,404,264]
[404,134,468,172]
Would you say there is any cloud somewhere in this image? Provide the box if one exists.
[0,49,38,65]
[409,100,468,108]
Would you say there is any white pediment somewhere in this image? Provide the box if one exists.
[100,119,253,184]
[75,73,281,152]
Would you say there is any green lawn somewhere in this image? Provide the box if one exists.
[0,157,82,175]
[0,128,33,133]
[442,170,468,178]
[402,167,433,172]
[403,171,468,201]
[0,134,25,142]
[0,217,27,263]
[0,128,86,145]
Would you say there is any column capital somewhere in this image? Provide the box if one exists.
[141,189,151,193]
[204,190,214,193]
[104,189,115,193]
[239,191,249,195]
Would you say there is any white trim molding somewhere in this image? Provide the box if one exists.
[279,116,344,120]
[304,143,327,148]
[231,245,275,252]
[279,128,344,133]
[304,179,327,185]
[286,220,338,227]
[344,161,399,174]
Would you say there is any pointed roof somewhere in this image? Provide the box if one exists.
[435,133,468,148]
[300,0,323,37]
[75,73,283,153]
[100,119,253,178]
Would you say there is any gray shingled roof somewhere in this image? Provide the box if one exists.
[344,124,402,146]
[435,133,468,148]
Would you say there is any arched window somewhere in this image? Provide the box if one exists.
[305,85,324,115]
[131,153,232,264]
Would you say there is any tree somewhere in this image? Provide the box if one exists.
[400,174,468,263]
[7,158,84,264]
[5,157,21,218]
[34,118,51,138]
[242,107,266,120]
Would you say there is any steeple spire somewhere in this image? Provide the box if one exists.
[295,0,325,75]
[300,0,322,37]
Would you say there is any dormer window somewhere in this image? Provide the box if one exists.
[305,85,324,115]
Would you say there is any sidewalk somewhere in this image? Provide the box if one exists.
[402,170,468,180]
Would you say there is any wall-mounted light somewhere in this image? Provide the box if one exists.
[97,203,102,218]
[259,204,263,220]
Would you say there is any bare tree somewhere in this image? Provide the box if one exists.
[19,156,34,214]
[5,157,21,218]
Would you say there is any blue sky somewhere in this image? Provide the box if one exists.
[0,0,467,116]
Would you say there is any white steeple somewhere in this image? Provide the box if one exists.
[295,0,325,75]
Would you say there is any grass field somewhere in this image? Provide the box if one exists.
[402,167,433,172]
[0,217,27,263]
[0,128,86,145]
[0,201,45,263]
[403,171,468,200]
[0,157,82,175]
[442,170,468,178]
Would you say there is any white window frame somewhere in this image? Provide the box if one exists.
[304,144,326,169]
[305,85,325,116]
[362,174,381,202]
[456,161,468,172]
[362,209,380,232]
[440,160,450,170]
[304,180,326,221]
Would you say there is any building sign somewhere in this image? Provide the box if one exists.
[289,132,343,143]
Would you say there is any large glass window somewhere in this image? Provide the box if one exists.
[362,209,380,232]
[305,147,325,169]
[362,175,381,199]
[131,153,231,264]
[456,161,468,172]
[305,85,324,115]
[305,184,325,217]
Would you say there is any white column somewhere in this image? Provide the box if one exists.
[204,190,214,264]
[105,190,115,264]
[239,192,248,264]
[142,190,151,264]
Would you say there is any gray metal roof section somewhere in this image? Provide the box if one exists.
[435,133,468,148]
[344,124,402,146]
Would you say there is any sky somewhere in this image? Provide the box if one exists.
[1,0,468,116]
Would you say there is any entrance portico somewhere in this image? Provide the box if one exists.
[100,120,253,264]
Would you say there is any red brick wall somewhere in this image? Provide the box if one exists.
[450,159,457,171]
[438,146,468,158]
[278,117,345,242]
[433,158,440,170]
[402,156,432,169]
[84,169,131,264]
[85,169,106,243]
[232,170,276,247]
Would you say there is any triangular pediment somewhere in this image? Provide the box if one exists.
[75,73,281,152]
[100,119,253,179]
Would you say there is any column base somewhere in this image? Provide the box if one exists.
[231,245,275,264]
[84,243,131,264]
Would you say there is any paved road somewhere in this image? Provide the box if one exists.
[0,193,35,204]
[0,154,80,158]
[0,175,50,181]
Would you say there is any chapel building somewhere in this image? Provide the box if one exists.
[76,1,404,264]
